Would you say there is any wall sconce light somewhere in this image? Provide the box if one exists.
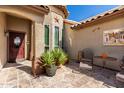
[92,27,100,32]
[4,30,9,37]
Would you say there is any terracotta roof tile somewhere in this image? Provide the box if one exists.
[72,6,124,29]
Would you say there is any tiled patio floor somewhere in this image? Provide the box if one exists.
[0,60,124,88]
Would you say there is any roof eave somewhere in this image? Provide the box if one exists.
[23,5,49,15]
[72,8,124,30]
[54,5,69,18]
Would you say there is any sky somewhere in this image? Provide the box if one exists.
[67,5,118,22]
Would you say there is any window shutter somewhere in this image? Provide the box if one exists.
[45,25,49,46]
[55,26,59,48]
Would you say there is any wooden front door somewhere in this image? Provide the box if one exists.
[9,32,25,62]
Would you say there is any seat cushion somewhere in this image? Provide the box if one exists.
[116,72,124,82]
[79,62,92,71]
[81,58,92,62]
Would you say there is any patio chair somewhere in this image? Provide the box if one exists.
[116,57,124,87]
[116,68,124,87]
[78,48,94,71]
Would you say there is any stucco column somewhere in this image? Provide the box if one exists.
[34,21,44,57]
[30,22,35,60]
[0,13,7,70]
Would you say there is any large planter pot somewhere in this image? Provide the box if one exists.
[45,64,57,77]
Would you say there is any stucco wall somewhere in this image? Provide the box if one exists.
[0,13,7,70]
[63,23,75,59]
[49,6,65,18]
[7,15,30,32]
[44,7,64,50]
[0,6,44,22]
[51,12,64,49]
[64,15,124,61]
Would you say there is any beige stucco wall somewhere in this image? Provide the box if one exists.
[43,6,64,50]
[7,15,31,59]
[49,6,65,18]
[63,22,78,59]
[7,15,30,32]
[51,12,64,49]
[64,15,124,61]
[0,6,44,22]
[0,13,7,70]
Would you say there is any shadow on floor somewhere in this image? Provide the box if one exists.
[65,60,124,88]
[4,63,22,68]
[4,62,32,76]
[17,66,32,75]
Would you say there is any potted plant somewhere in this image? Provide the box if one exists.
[63,53,69,65]
[58,51,68,68]
[51,48,61,66]
[41,51,57,77]
[52,48,68,68]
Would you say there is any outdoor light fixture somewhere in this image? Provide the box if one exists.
[4,30,9,37]
[92,27,100,32]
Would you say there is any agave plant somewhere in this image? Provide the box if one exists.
[41,51,55,67]
[51,48,61,66]
[40,51,57,76]
[52,48,68,66]
[58,51,68,65]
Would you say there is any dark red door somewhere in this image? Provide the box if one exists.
[9,32,25,62]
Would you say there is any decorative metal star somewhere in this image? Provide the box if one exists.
[54,16,59,23]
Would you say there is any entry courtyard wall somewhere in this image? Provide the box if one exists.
[64,15,124,61]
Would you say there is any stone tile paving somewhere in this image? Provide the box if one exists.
[0,60,124,88]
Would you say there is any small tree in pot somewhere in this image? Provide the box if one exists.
[41,51,57,77]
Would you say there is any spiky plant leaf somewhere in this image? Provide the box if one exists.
[41,51,55,67]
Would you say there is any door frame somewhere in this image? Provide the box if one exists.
[7,30,26,62]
